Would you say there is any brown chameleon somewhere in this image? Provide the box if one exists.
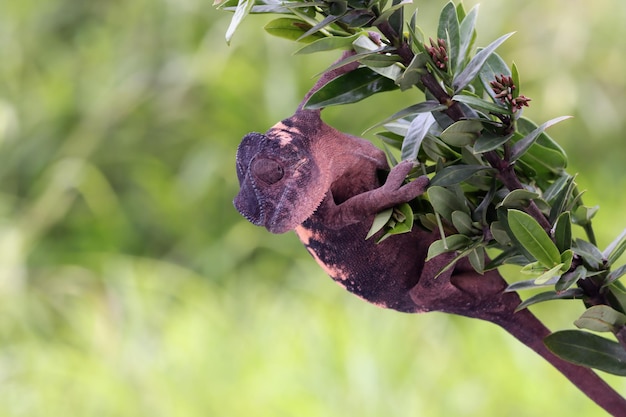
[231,57,626,412]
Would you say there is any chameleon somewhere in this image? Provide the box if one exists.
[231,56,626,413]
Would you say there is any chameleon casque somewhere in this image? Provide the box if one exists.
[232,55,625,413]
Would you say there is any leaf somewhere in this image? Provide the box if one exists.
[401,113,436,161]
[303,68,399,109]
[506,276,560,292]
[439,120,483,146]
[497,189,540,209]
[545,330,626,376]
[575,305,626,333]
[548,175,576,223]
[225,0,255,44]
[507,209,561,267]
[554,211,572,253]
[456,5,479,73]
[437,2,460,73]
[451,210,475,235]
[294,33,362,54]
[427,186,469,221]
[264,18,326,43]
[368,101,445,133]
[509,116,572,162]
[556,265,586,293]
[468,245,485,274]
[534,263,564,285]
[453,32,515,93]
[515,288,583,311]
[452,94,511,115]
[479,51,511,100]
[573,238,604,270]
[604,228,626,266]
[296,14,340,41]
[426,234,472,261]
[376,203,415,242]
[430,165,492,187]
[366,208,393,239]
[605,265,626,288]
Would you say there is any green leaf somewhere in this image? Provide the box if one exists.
[366,208,393,239]
[452,94,511,115]
[453,32,514,93]
[401,113,436,161]
[490,221,512,246]
[605,265,626,287]
[545,330,626,376]
[473,131,514,153]
[506,276,560,292]
[426,234,472,261]
[294,33,362,54]
[296,14,341,41]
[510,61,521,99]
[554,211,572,253]
[548,175,576,223]
[604,229,626,266]
[368,100,445,133]
[479,51,511,100]
[377,203,415,242]
[427,186,469,221]
[439,120,483,146]
[468,245,485,274]
[304,68,398,109]
[509,116,572,162]
[451,210,475,235]
[437,2,460,73]
[497,189,540,209]
[456,5,479,73]
[560,249,573,271]
[430,165,492,187]
[534,263,564,285]
[574,305,626,333]
[515,288,583,311]
[573,238,604,270]
[507,209,561,267]
[572,205,599,227]
[556,265,586,293]
[264,18,326,43]
[225,0,255,44]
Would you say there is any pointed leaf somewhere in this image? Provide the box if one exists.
[439,120,483,146]
[498,189,539,209]
[468,245,485,274]
[604,229,626,266]
[295,33,362,54]
[545,330,626,376]
[515,288,583,311]
[304,68,398,109]
[366,208,393,239]
[368,101,444,133]
[225,0,255,44]
[452,94,511,115]
[554,211,572,253]
[430,165,492,187]
[605,265,626,287]
[264,18,326,42]
[510,116,572,162]
[427,186,469,221]
[575,305,626,333]
[506,275,560,292]
[451,210,475,235]
[534,263,564,285]
[401,113,436,161]
[453,32,514,92]
[426,234,472,261]
[457,5,479,73]
[573,238,604,270]
[556,265,586,293]
[507,209,561,267]
[437,2,460,73]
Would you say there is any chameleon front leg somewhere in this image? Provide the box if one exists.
[323,160,429,229]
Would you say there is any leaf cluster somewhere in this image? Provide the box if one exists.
[217,0,626,376]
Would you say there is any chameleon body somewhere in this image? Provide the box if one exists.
[234,108,432,312]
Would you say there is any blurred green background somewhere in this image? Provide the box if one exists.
[0,0,625,416]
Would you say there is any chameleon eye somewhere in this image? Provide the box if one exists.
[251,158,284,184]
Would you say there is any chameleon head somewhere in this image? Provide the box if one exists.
[233,131,322,233]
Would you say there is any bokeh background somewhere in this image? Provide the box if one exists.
[1,0,625,415]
